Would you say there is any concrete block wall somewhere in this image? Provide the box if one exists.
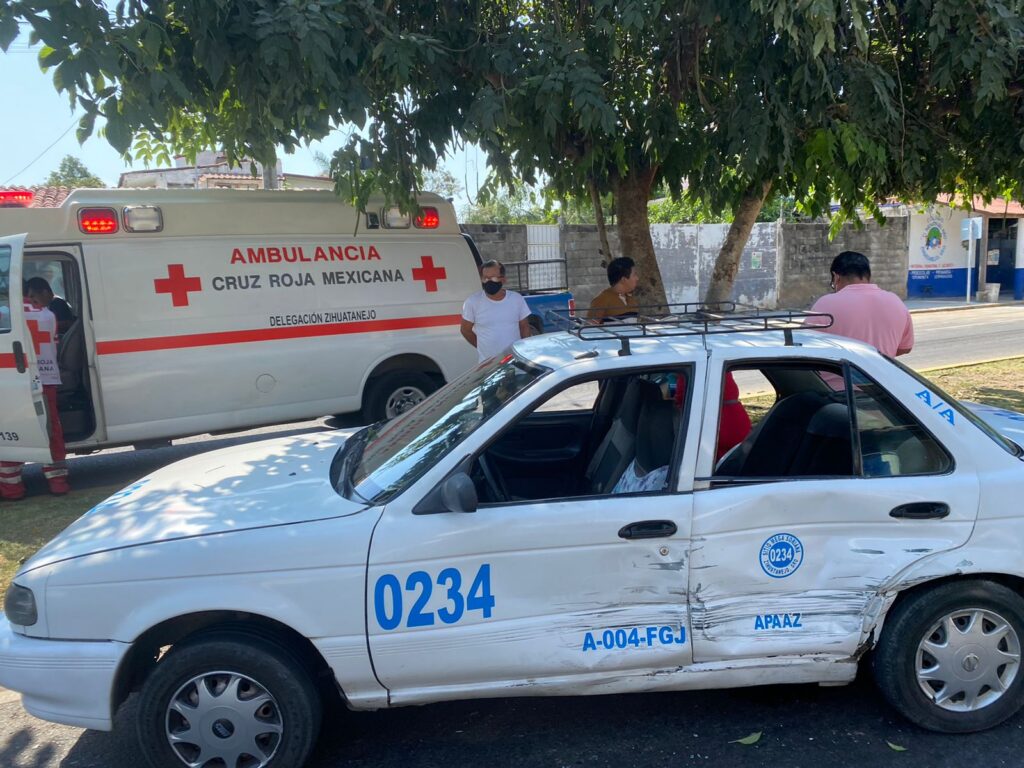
[461,224,529,267]
[464,217,911,311]
[560,224,622,308]
[779,218,909,307]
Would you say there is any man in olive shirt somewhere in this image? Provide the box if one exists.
[587,257,640,323]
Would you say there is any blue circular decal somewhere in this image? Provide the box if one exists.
[759,533,804,578]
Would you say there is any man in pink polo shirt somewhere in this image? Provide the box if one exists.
[808,251,914,357]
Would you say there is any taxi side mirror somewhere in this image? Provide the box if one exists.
[413,472,478,515]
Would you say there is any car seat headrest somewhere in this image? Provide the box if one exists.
[636,397,676,473]
[807,402,851,439]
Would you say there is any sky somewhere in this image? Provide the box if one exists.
[0,28,487,208]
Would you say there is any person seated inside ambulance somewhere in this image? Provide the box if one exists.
[24,277,75,336]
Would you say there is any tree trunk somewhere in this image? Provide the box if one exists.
[262,151,279,190]
[703,179,772,305]
[614,168,667,312]
[589,178,613,261]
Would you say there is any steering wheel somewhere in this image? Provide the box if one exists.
[477,454,510,503]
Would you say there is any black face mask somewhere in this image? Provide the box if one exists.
[482,280,503,295]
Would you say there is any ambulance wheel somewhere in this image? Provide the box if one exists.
[136,633,321,768]
[872,580,1024,733]
[364,370,436,422]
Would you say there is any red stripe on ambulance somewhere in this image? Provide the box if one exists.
[95,314,463,355]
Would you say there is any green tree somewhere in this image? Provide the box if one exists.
[42,155,104,188]
[421,168,463,202]
[461,182,548,224]
[6,1,1023,304]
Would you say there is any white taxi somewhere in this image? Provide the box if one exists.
[3,308,1024,768]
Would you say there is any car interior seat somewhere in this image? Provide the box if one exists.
[730,390,834,477]
[584,378,660,494]
[56,317,85,399]
[626,395,678,489]
[788,401,854,475]
[585,378,625,459]
[55,317,93,438]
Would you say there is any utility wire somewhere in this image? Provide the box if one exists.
[2,116,79,185]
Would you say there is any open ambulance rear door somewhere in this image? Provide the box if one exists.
[0,234,52,462]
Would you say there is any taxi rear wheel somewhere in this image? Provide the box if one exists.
[873,580,1024,733]
[136,633,322,768]
[363,370,436,422]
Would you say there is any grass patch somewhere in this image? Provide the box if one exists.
[924,357,1024,414]
[0,484,122,596]
[739,357,1024,426]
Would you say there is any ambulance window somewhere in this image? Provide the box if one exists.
[0,245,11,333]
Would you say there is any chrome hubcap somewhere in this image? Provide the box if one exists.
[916,608,1021,712]
[165,671,282,768]
[385,386,427,418]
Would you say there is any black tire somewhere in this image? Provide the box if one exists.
[136,633,322,768]
[872,580,1024,733]
[362,370,437,422]
[527,315,543,336]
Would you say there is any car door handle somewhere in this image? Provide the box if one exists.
[890,502,950,520]
[618,520,677,540]
[12,341,25,373]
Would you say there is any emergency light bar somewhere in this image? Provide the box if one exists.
[383,207,410,228]
[78,208,119,234]
[0,190,34,207]
[414,207,440,229]
[123,205,163,232]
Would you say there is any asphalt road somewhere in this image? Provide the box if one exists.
[4,303,1024,767]
[5,673,1024,768]
[902,304,1024,370]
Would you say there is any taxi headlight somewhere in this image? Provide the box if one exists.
[4,583,38,626]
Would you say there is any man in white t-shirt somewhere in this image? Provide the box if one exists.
[461,260,532,363]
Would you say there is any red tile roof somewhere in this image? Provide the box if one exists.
[0,186,72,208]
[936,194,1024,217]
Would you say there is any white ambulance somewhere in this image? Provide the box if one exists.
[0,187,505,462]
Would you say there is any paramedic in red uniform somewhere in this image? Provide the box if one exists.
[0,296,70,500]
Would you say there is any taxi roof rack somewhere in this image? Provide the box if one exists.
[558,302,835,356]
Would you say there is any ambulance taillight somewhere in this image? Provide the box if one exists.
[123,205,163,232]
[0,189,34,207]
[78,208,119,234]
[414,207,440,229]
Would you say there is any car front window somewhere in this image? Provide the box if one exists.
[346,355,550,503]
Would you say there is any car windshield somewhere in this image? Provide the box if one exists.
[344,354,550,503]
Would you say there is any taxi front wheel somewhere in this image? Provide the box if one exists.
[873,580,1024,733]
[136,633,322,768]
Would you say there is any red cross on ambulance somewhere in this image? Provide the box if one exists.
[154,264,202,307]
[412,256,447,292]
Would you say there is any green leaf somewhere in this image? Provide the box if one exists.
[731,732,762,745]
[0,13,19,51]
[887,742,907,752]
